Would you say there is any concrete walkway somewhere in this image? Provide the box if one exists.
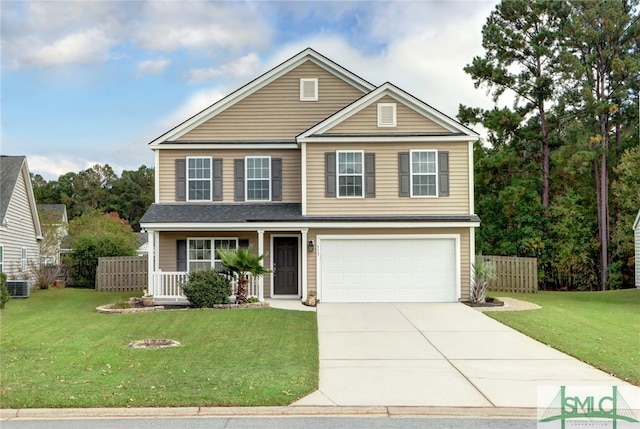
[293,302,640,409]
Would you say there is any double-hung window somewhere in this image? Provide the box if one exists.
[337,151,364,197]
[188,239,212,271]
[20,248,27,272]
[187,157,212,201]
[411,150,438,197]
[246,156,270,201]
[187,238,238,271]
[213,239,237,271]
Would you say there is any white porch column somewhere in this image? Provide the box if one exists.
[301,228,308,302]
[257,230,264,301]
[146,231,155,295]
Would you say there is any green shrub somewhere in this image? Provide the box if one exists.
[68,234,136,288]
[182,270,231,308]
[0,273,9,309]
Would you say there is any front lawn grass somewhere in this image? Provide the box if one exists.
[485,289,640,385]
[0,288,318,408]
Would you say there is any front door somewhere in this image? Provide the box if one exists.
[273,237,299,295]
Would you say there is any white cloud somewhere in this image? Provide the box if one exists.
[1,1,125,69]
[131,2,272,52]
[187,52,260,83]
[137,58,170,75]
[28,154,99,181]
[26,28,115,67]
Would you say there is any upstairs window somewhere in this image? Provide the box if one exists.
[411,150,437,197]
[246,156,271,201]
[377,103,397,127]
[187,157,212,201]
[300,78,318,101]
[337,151,364,198]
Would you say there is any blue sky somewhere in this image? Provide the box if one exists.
[1,0,498,181]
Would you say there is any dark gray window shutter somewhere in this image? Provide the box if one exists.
[239,239,250,249]
[177,240,187,271]
[398,152,410,197]
[175,159,186,201]
[325,152,336,198]
[271,158,282,201]
[212,158,223,201]
[365,152,375,198]
[438,151,449,197]
[234,159,245,201]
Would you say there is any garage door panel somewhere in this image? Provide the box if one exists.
[320,238,457,303]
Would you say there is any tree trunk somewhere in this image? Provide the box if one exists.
[539,104,550,208]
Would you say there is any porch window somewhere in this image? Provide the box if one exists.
[188,239,212,271]
[213,239,237,270]
[337,151,363,197]
[187,238,238,271]
[246,156,270,201]
[187,157,212,201]
[410,150,438,197]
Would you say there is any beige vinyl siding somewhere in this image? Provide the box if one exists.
[157,149,301,203]
[306,141,469,215]
[177,61,366,141]
[0,167,40,282]
[326,95,450,134]
[305,227,471,301]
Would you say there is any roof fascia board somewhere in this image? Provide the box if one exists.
[150,48,375,147]
[298,135,478,143]
[20,159,43,239]
[151,143,299,151]
[298,82,479,139]
[140,220,481,231]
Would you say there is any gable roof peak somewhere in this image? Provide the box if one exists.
[298,81,479,140]
[149,48,376,147]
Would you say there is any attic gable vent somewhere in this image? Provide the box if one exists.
[377,103,397,127]
[300,78,318,101]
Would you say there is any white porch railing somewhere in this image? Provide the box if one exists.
[149,271,262,302]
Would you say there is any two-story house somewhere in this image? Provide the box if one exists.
[139,48,480,304]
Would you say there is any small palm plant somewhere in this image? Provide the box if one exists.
[216,246,270,304]
[470,258,496,304]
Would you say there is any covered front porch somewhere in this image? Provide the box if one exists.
[144,226,310,303]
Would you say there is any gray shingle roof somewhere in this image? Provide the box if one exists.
[139,203,480,225]
[0,156,26,222]
[37,204,67,222]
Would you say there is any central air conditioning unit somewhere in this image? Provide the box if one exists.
[6,280,30,298]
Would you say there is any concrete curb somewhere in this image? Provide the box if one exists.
[0,406,538,420]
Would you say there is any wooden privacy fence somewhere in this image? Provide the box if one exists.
[480,255,538,293]
[96,256,147,292]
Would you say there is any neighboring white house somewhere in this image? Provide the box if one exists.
[634,209,640,288]
[0,156,43,284]
[36,204,68,266]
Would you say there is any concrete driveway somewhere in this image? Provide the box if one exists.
[293,303,640,408]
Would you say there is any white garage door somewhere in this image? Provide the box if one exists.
[319,237,457,303]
